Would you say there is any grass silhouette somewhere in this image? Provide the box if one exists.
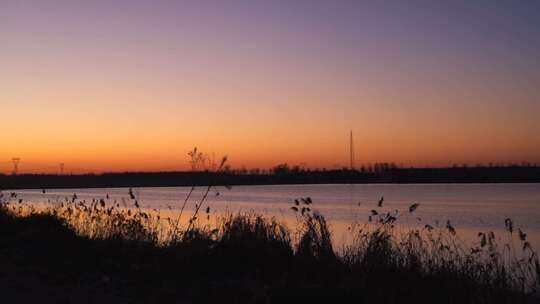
[1,188,539,303]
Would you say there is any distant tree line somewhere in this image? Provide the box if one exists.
[0,163,538,190]
[216,162,538,176]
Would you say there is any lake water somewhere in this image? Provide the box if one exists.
[9,183,540,250]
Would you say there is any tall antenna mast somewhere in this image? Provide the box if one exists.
[350,130,354,170]
[11,157,20,175]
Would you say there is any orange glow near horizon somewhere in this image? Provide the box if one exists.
[1,2,539,174]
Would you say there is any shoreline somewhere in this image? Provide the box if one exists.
[1,198,539,303]
[3,180,540,191]
[2,173,539,191]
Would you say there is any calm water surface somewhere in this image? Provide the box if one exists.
[11,183,540,249]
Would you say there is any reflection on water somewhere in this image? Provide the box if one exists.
[10,183,540,251]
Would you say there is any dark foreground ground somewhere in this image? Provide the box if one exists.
[1,201,539,304]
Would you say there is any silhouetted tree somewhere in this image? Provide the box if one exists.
[272,163,290,175]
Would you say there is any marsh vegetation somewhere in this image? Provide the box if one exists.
[1,188,539,303]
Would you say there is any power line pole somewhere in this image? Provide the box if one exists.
[350,130,354,170]
[11,158,20,175]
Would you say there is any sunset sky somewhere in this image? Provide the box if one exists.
[1,1,539,173]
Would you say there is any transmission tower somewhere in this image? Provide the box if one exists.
[11,158,20,175]
[60,163,65,175]
[349,130,355,170]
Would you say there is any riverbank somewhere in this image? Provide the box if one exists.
[2,165,540,190]
[1,194,538,303]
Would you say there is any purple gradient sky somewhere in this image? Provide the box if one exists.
[1,1,539,172]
